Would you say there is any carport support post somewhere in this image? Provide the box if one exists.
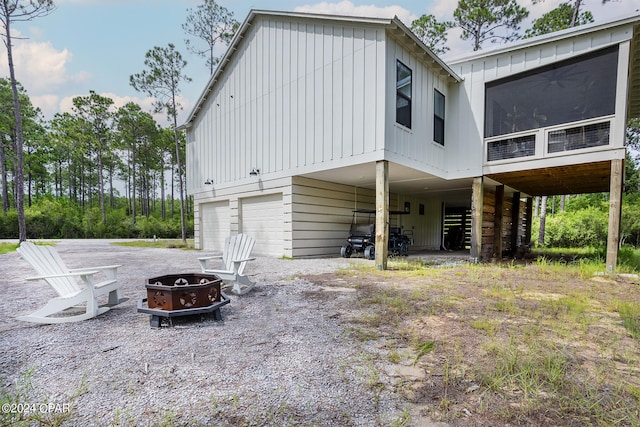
[375,160,389,270]
[510,192,521,254]
[493,185,504,261]
[606,158,623,273]
[470,177,483,263]
[524,197,533,246]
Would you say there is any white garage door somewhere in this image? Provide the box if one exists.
[240,193,284,256]
[200,201,230,251]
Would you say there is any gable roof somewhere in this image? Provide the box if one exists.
[179,9,462,130]
[180,10,640,130]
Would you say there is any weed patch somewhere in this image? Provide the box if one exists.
[303,259,640,425]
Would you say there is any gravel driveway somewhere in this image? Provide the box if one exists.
[0,240,413,426]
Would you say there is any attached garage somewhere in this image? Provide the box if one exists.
[240,193,284,256]
[200,201,230,251]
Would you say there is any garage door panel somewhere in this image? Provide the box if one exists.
[241,194,284,256]
[201,201,230,251]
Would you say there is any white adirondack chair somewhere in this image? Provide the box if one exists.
[16,241,126,323]
[198,234,256,295]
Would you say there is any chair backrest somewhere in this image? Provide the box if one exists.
[17,242,80,297]
[222,234,255,276]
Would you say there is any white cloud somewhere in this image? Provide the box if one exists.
[0,29,91,118]
[31,94,61,117]
[428,0,458,20]
[10,41,89,92]
[294,1,416,25]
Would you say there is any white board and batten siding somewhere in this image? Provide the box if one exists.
[384,36,466,179]
[186,14,387,196]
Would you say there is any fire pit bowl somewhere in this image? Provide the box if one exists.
[138,273,230,328]
[146,273,222,311]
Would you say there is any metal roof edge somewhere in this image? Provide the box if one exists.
[387,16,462,83]
[447,12,640,65]
[181,10,401,129]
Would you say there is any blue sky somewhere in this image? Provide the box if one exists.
[1,0,638,125]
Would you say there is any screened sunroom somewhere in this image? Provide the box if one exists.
[448,16,638,269]
[485,46,619,166]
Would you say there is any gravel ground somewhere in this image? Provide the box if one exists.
[0,240,412,426]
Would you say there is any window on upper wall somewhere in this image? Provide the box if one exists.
[484,46,618,138]
[434,89,445,145]
[396,60,412,129]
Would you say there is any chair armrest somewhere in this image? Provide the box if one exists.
[197,255,223,261]
[69,265,121,272]
[230,258,256,275]
[26,270,100,281]
[70,265,120,280]
[198,255,223,271]
[231,257,256,263]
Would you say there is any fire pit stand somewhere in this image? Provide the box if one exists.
[137,273,230,328]
[137,294,230,328]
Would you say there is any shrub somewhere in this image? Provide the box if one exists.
[0,210,19,238]
[0,197,194,239]
[541,208,608,248]
[25,198,83,239]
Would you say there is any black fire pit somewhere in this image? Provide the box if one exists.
[137,273,230,328]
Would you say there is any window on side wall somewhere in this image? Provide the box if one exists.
[434,89,445,145]
[396,60,412,129]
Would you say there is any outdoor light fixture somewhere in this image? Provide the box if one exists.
[249,168,260,176]
[204,179,213,185]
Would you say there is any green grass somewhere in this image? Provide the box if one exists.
[0,242,18,254]
[481,338,569,403]
[615,300,640,338]
[412,341,435,366]
[0,241,55,255]
[0,240,196,252]
[533,245,640,272]
[310,258,640,426]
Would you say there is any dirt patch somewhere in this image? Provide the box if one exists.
[301,263,640,426]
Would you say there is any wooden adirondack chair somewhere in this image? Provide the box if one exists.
[198,234,256,295]
[16,242,126,323]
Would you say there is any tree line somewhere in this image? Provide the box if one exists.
[0,80,193,238]
[0,0,238,241]
[1,0,639,247]
[411,0,611,55]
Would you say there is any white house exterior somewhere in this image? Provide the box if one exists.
[181,10,640,268]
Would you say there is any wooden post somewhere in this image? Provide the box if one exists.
[524,197,533,246]
[375,160,389,270]
[606,158,624,273]
[510,192,521,254]
[470,177,483,263]
[493,185,504,261]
